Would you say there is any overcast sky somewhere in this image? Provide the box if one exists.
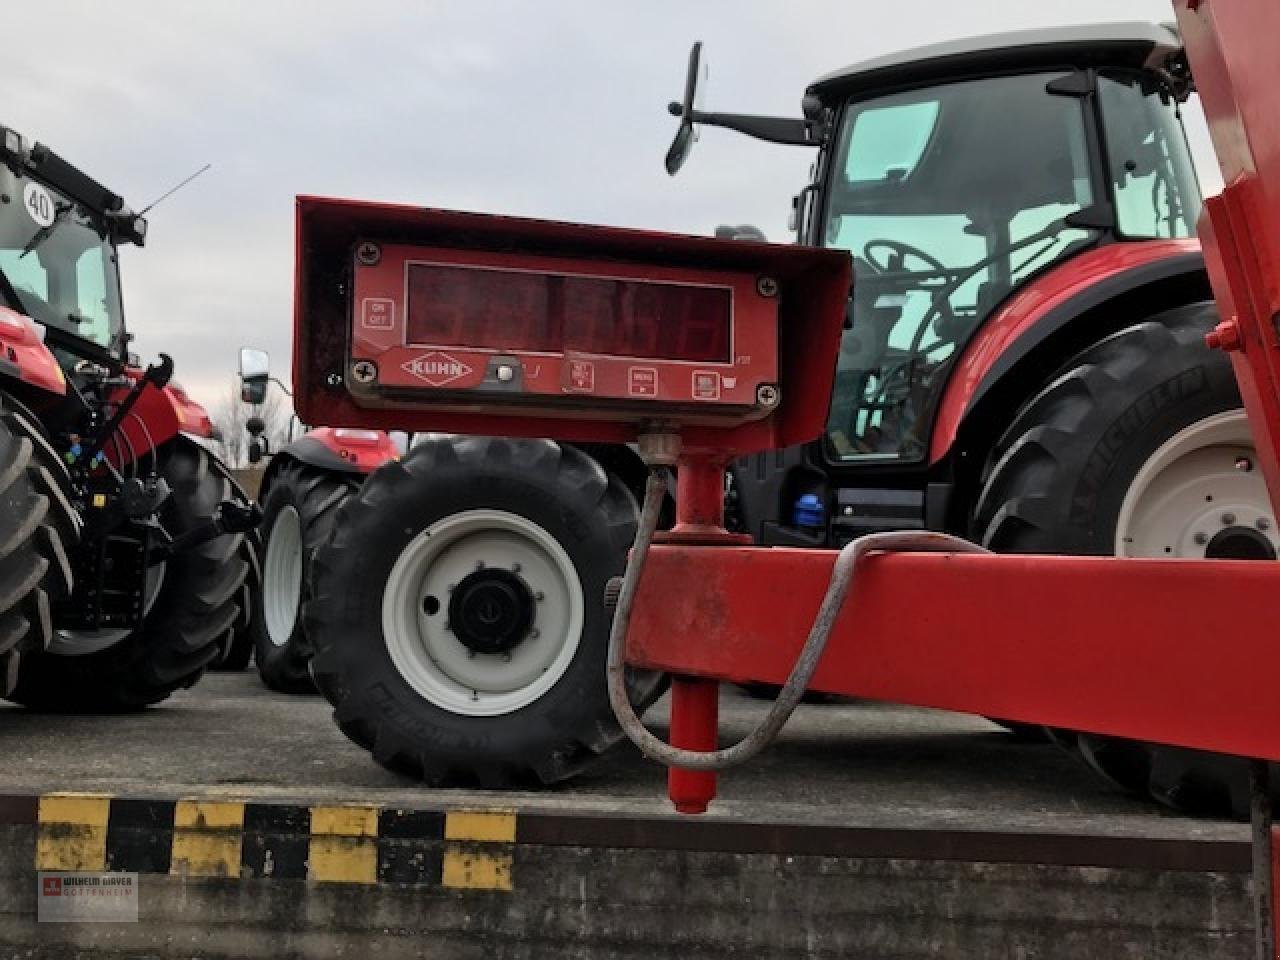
[6,0,1214,414]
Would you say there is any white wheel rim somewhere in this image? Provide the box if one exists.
[50,561,166,656]
[1116,408,1277,559]
[263,505,304,646]
[381,509,583,717]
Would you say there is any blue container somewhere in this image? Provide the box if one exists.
[792,493,825,530]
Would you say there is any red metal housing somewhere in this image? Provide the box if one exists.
[293,196,851,455]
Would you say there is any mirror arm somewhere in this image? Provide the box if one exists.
[679,107,821,147]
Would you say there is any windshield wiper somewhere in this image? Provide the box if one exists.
[18,201,75,260]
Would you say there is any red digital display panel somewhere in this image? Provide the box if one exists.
[405,262,732,363]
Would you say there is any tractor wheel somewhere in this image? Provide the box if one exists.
[210,529,258,671]
[210,461,260,672]
[249,461,357,694]
[972,301,1263,818]
[10,438,250,710]
[0,393,77,687]
[308,436,665,786]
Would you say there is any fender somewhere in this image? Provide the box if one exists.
[929,239,1207,465]
[260,426,400,493]
[0,306,65,398]
[106,377,214,467]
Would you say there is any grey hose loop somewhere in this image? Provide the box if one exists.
[606,470,990,771]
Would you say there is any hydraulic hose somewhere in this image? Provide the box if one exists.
[606,469,990,771]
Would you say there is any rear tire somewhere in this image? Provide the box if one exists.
[250,461,357,694]
[972,302,1260,818]
[11,439,250,711]
[309,436,664,786]
[0,393,77,687]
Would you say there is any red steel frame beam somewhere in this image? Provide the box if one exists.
[627,546,1280,762]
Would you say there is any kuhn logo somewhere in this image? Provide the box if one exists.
[402,351,472,386]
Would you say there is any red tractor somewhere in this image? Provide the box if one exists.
[236,350,399,692]
[0,124,257,709]
[289,23,1252,817]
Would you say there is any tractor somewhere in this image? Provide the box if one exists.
[235,350,399,693]
[283,21,1248,816]
[0,123,257,709]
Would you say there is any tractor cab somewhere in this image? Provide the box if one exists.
[668,23,1200,465]
[0,124,147,365]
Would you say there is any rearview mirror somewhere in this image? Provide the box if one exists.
[665,42,707,175]
[239,346,269,405]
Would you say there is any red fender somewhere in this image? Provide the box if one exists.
[303,426,400,472]
[0,306,65,397]
[105,375,214,467]
[928,238,1203,464]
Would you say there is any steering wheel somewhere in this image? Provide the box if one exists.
[862,238,948,275]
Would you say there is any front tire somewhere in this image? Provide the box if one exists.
[972,302,1263,818]
[11,439,250,710]
[309,437,663,786]
[249,461,357,693]
[0,393,77,686]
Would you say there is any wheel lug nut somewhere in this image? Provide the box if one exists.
[530,628,540,639]
[512,562,522,573]
[534,591,545,602]
[1236,457,1254,472]
[475,561,485,570]
[1193,532,1208,546]
[1222,513,1237,526]
[1259,518,1272,531]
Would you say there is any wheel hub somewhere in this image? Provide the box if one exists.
[448,568,535,655]
[381,509,584,717]
[1116,409,1279,559]
[1205,525,1278,561]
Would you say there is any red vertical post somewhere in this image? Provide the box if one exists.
[668,678,720,814]
[662,455,730,814]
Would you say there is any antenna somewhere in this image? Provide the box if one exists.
[137,162,212,216]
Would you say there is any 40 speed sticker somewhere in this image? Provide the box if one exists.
[23,182,56,227]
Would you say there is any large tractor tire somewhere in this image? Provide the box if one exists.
[308,436,665,787]
[249,461,357,693]
[10,438,250,711]
[210,462,260,672]
[0,393,77,687]
[973,301,1264,818]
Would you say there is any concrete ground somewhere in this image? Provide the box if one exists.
[0,671,1246,842]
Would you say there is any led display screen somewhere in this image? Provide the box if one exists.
[405,262,732,363]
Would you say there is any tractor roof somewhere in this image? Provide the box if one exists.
[809,21,1181,101]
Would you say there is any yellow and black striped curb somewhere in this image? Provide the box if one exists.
[0,792,1251,889]
[28,794,516,891]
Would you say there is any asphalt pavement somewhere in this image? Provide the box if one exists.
[0,671,1246,841]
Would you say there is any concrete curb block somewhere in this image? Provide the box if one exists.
[0,791,1256,958]
[15,791,1251,887]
